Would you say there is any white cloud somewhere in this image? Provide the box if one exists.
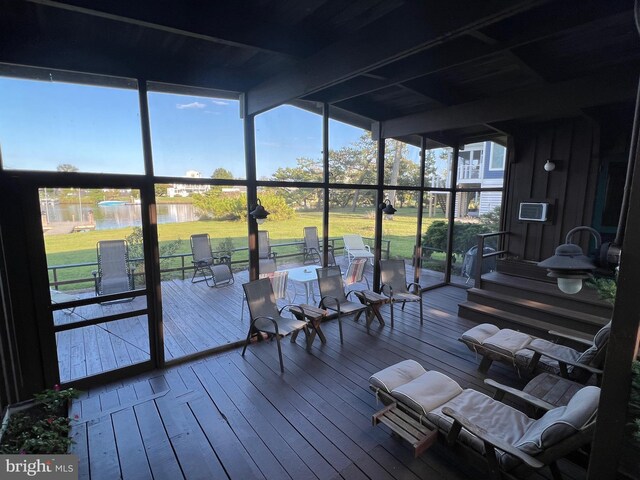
[211,99,229,106]
[176,101,206,110]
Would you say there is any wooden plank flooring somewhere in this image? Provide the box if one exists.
[55,259,453,383]
[68,285,588,480]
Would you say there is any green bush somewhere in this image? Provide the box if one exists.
[192,190,295,222]
[422,221,493,255]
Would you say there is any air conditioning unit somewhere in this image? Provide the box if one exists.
[518,202,549,222]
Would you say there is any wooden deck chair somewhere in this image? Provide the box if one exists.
[316,266,368,343]
[343,234,374,265]
[379,259,423,327]
[369,360,599,480]
[241,270,289,321]
[241,278,309,372]
[190,233,234,287]
[344,257,369,290]
[303,226,335,265]
[92,240,135,300]
[460,322,611,383]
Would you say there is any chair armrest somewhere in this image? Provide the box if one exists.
[549,330,593,347]
[527,344,603,375]
[484,379,555,412]
[253,315,280,333]
[364,245,371,253]
[380,283,392,296]
[92,270,98,277]
[319,295,340,312]
[406,282,422,295]
[441,407,545,469]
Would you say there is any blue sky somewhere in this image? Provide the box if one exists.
[0,77,379,179]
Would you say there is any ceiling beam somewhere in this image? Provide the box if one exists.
[245,0,553,115]
[381,69,638,138]
[25,0,305,58]
[303,6,632,106]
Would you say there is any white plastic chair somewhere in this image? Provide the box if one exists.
[343,234,374,265]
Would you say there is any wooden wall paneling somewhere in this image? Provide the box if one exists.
[582,121,601,229]
[529,127,555,261]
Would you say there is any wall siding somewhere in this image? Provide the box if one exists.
[505,118,600,262]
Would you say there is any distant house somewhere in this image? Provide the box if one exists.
[167,170,211,197]
[455,141,505,218]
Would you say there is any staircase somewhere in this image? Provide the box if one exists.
[458,262,612,338]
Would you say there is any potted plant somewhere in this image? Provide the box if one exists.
[0,385,80,454]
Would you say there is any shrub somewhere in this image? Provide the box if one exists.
[192,190,295,221]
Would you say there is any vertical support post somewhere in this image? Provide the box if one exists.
[244,106,258,281]
[414,135,426,285]
[445,145,460,284]
[587,87,640,479]
[138,80,163,367]
[322,103,330,266]
[373,125,385,292]
[474,235,485,287]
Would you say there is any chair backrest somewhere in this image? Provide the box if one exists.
[191,234,213,264]
[304,226,320,251]
[316,266,347,305]
[97,240,132,294]
[259,258,277,274]
[380,259,409,294]
[344,258,367,286]
[343,234,366,251]
[243,278,279,320]
[270,271,289,300]
[258,231,271,259]
[575,322,611,368]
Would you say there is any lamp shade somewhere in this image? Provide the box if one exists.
[249,199,269,224]
[379,199,397,216]
[538,243,597,294]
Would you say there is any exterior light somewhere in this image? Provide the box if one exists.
[544,160,556,172]
[379,199,397,218]
[249,198,269,224]
[537,226,601,294]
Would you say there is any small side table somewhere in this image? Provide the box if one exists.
[289,304,328,348]
[522,372,583,407]
[353,290,388,328]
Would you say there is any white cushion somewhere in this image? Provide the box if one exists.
[461,323,500,346]
[516,386,600,455]
[483,329,532,356]
[390,371,463,416]
[369,359,426,394]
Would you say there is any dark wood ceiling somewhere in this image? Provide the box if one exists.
[1,0,638,145]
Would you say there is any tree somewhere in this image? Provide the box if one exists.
[56,164,79,172]
[211,168,234,180]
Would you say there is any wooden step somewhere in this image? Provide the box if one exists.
[466,288,609,334]
[480,272,612,318]
[457,301,599,338]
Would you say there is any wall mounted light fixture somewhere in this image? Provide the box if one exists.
[379,198,397,218]
[544,159,556,172]
[249,198,269,224]
[537,226,621,294]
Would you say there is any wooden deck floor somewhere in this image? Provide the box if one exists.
[67,285,587,480]
[55,259,457,382]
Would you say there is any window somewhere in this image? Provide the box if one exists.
[255,105,323,182]
[490,143,506,171]
[148,88,244,179]
[0,74,144,174]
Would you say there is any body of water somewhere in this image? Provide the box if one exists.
[42,203,199,230]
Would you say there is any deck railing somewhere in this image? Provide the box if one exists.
[474,231,509,288]
[48,236,389,291]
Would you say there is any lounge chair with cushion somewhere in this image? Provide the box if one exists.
[343,234,375,265]
[316,265,369,343]
[190,233,234,287]
[343,257,369,290]
[92,240,135,299]
[369,359,599,480]
[241,277,311,373]
[460,322,611,383]
[379,259,423,327]
[303,226,335,265]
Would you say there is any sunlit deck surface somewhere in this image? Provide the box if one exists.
[67,284,584,480]
[55,258,466,383]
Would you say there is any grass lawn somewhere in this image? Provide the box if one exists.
[44,208,447,289]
